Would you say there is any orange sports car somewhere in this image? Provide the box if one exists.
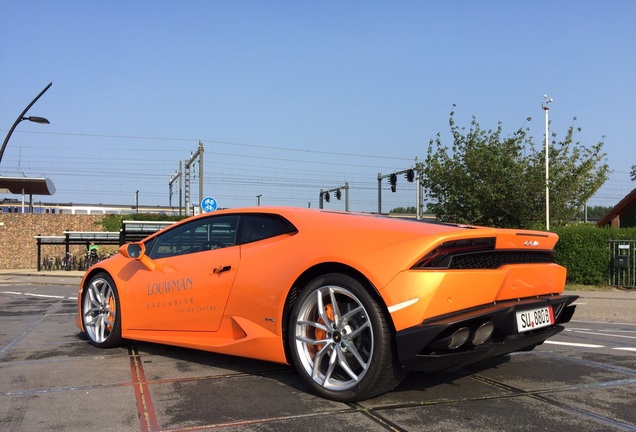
[76,207,576,401]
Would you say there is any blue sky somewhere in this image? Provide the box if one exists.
[1,1,634,213]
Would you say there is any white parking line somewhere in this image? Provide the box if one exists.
[598,329,636,334]
[544,341,604,348]
[546,340,636,352]
[0,291,64,299]
[0,291,76,300]
[572,320,636,326]
[574,330,636,340]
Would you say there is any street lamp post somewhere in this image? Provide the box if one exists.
[542,95,553,230]
[0,82,52,165]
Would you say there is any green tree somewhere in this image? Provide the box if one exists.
[418,109,609,229]
[389,206,417,214]
[574,205,612,221]
[96,213,185,232]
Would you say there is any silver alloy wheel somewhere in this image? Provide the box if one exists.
[294,285,374,391]
[83,276,117,343]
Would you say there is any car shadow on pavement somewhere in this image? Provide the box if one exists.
[72,333,515,402]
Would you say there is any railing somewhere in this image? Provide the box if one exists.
[608,240,635,288]
[34,220,175,271]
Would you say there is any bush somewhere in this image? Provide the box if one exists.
[553,224,636,285]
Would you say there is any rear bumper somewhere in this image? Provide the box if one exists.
[395,294,578,372]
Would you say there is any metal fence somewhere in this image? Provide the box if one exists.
[608,240,636,288]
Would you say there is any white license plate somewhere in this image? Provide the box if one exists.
[515,306,554,333]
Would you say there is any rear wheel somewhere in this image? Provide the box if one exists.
[81,273,122,348]
[288,273,405,401]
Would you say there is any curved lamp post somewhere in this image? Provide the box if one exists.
[0,82,52,165]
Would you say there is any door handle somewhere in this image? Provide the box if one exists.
[212,265,232,274]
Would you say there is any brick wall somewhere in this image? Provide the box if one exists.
[0,214,105,269]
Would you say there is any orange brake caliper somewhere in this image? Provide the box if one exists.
[314,303,334,345]
[107,295,116,331]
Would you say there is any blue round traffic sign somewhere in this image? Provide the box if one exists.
[201,196,218,213]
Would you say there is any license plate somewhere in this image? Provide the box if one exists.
[515,306,554,333]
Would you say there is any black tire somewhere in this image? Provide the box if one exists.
[288,273,405,401]
[81,272,122,348]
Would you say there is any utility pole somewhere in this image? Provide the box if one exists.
[169,160,183,215]
[415,168,423,220]
[542,95,553,230]
[377,173,382,215]
[184,141,204,216]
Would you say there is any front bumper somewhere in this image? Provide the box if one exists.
[395,294,577,372]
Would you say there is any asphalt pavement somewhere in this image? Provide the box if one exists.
[1,270,635,431]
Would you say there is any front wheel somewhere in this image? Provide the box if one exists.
[81,273,122,348]
[288,273,405,401]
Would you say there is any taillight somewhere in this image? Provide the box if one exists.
[413,237,496,269]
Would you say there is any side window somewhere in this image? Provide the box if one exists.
[239,214,296,244]
[147,215,238,259]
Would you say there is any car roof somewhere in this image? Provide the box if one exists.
[184,206,472,238]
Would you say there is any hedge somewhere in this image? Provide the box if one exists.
[552,225,636,285]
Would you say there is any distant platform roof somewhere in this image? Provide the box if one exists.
[0,176,56,195]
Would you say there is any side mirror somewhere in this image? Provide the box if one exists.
[118,242,155,271]
[119,242,145,259]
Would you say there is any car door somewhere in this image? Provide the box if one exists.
[123,214,240,332]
